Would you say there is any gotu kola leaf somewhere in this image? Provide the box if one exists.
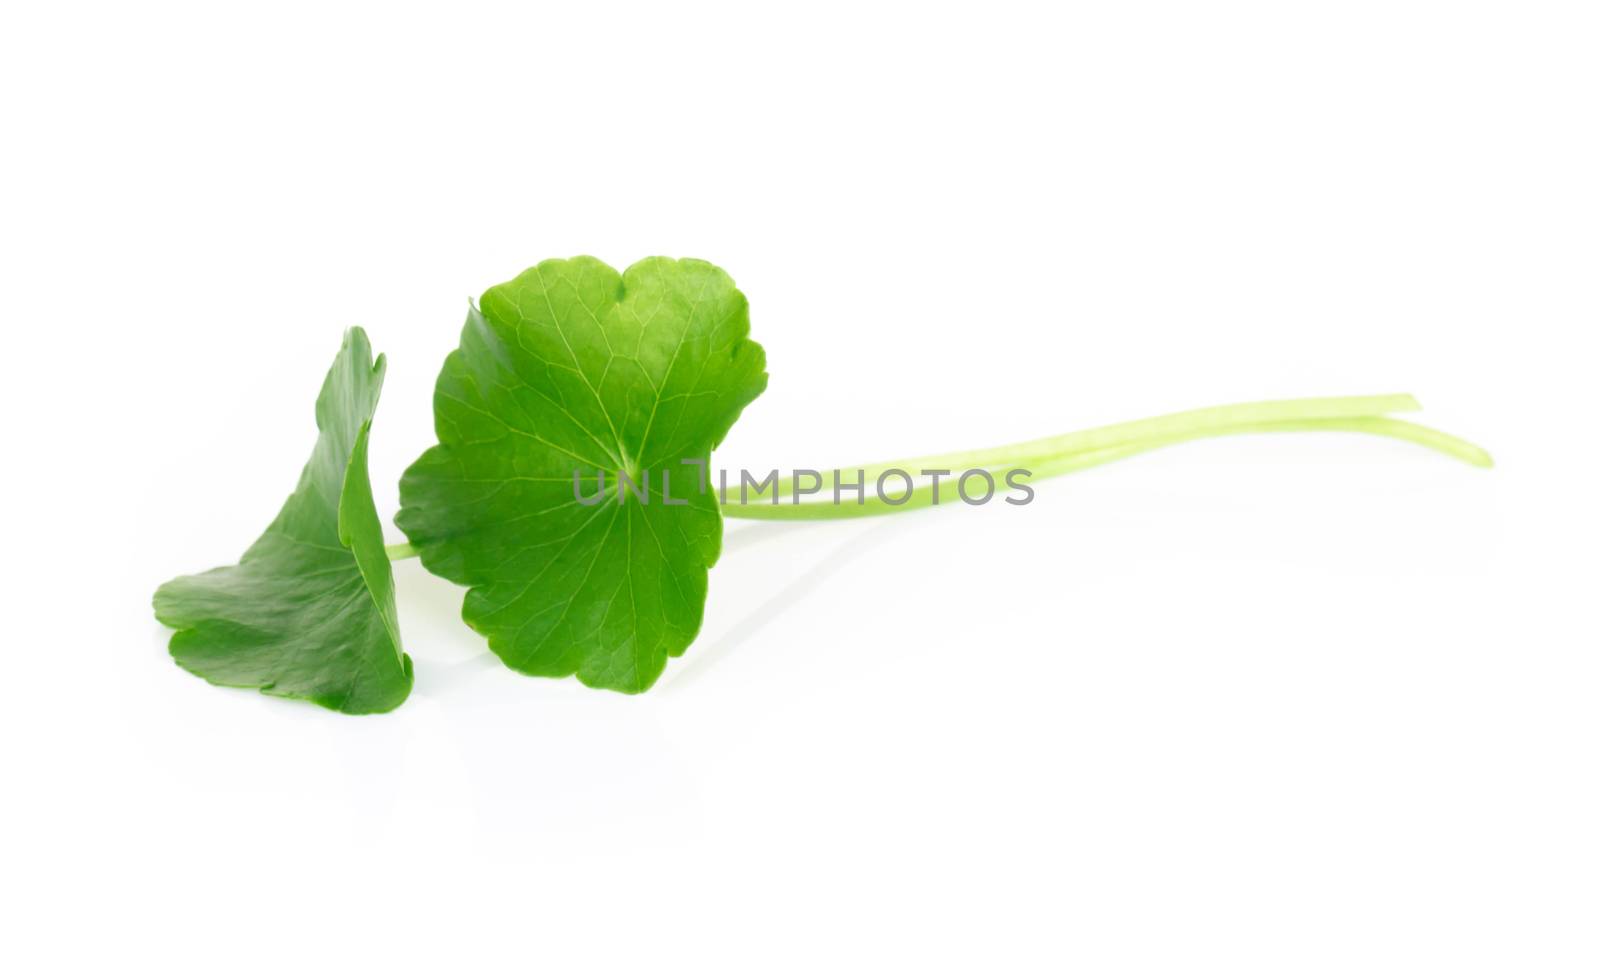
[153,327,413,714]
[396,256,768,693]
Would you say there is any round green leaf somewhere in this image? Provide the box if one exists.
[396,257,768,693]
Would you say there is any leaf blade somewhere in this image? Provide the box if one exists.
[397,257,766,693]
[153,328,413,714]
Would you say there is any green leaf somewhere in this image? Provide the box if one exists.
[154,328,413,714]
[396,256,768,693]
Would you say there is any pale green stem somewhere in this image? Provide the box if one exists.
[720,409,1491,522]
[379,394,1491,546]
[772,393,1425,497]
[385,542,420,561]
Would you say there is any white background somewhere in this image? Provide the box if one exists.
[3,1,1596,960]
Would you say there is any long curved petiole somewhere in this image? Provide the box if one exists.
[384,393,1491,546]
[720,395,1491,521]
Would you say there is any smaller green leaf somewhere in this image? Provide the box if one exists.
[154,328,413,714]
